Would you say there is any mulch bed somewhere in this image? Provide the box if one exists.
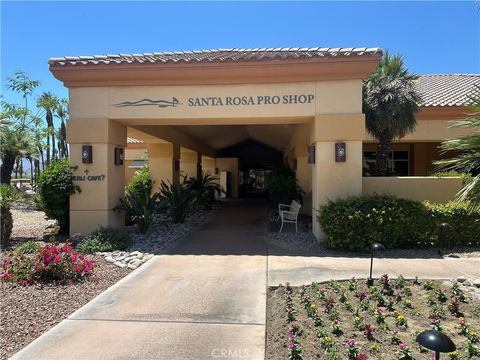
[0,256,131,360]
[266,276,480,359]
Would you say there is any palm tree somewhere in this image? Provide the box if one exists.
[363,52,422,176]
[55,99,69,158]
[37,92,59,166]
[0,127,33,184]
[436,85,480,212]
[6,71,40,129]
[0,184,22,248]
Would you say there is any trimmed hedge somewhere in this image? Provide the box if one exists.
[317,195,480,251]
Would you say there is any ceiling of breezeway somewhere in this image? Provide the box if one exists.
[127,124,297,154]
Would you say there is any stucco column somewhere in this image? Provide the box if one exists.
[311,114,365,239]
[180,148,201,180]
[67,118,127,236]
[147,142,180,189]
[202,156,216,176]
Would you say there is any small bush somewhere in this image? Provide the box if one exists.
[16,241,42,254]
[77,226,131,254]
[318,195,480,251]
[37,159,80,234]
[265,167,304,208]
[115,190,160,234]
[0,243,94,285]
[158,177,195,223]
[127,162,153,196]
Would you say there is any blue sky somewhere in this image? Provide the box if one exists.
[1,1,479,112]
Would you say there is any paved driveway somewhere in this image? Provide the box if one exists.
[11,200,268,360]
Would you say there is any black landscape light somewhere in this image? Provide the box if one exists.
[416,329,456,360]
[367,242,386,286]
[438,222,450,257]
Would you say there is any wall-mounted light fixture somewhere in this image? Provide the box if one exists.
[214,167,219,175]
[82,145,93,164]
[335,142,346,162]
[307,144,315,164]
[114,147,124,165]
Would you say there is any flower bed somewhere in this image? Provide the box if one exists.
[1,243,94,285]
[266,276,480,359]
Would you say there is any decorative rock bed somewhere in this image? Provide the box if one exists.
[96,250,155,269]
[95,203,224,269]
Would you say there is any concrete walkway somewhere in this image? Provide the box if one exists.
[11,200,268,360]
[11,200,480,359]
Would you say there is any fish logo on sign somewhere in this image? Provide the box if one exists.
[113,97,181,108]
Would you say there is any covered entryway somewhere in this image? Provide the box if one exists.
[49,47,382,239]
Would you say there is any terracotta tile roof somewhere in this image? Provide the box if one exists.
[127,137,144,144]
[48,47,382,66]
[416,74,480,107]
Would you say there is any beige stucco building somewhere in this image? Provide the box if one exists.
[48,48,479,238]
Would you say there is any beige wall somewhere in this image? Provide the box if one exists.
[68,119,126,236]
[180,148,200,179]
[147,143,180,190]
[362,177,463,203]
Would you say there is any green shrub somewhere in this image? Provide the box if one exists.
[127,162,153,196]
[186,171,223,210]
[424,201,480,247]
[317,195,432,251]
[265,167,304,208]
[37,159,80,234]
[158,177,195,223]
[318,195,480,251]
[115,190,160,234]
[1,243,94,285]
[77,226,131,254]
[16,241,42,254]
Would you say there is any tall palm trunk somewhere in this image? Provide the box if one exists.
[46,108,54,163]
[29,157,34,186]
[1,152,16,184]
[46,135,51,167]
[375,138,391,176]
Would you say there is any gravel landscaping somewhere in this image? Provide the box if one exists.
[266,277,480,360]
[0,202,223,359]
[0,256,131,360]
[267,215,480,259]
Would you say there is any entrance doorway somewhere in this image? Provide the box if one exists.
[245,169,270,195]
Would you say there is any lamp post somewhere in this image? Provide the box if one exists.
[416,329,456,360]
[438,222,450,257]
[367,242,385,286]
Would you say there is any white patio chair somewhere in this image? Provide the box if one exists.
[278,200,302,233]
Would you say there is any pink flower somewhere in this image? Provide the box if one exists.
[288,332,296,339]
[334,319,339,324]
[376,307,383,313]
[69,254,77,262]
[460,320,465,325]
[288,342,297,349]
[20,280,28,287]
[347,339,356,346]
[53,256,61,264]
[399,343,407,350]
